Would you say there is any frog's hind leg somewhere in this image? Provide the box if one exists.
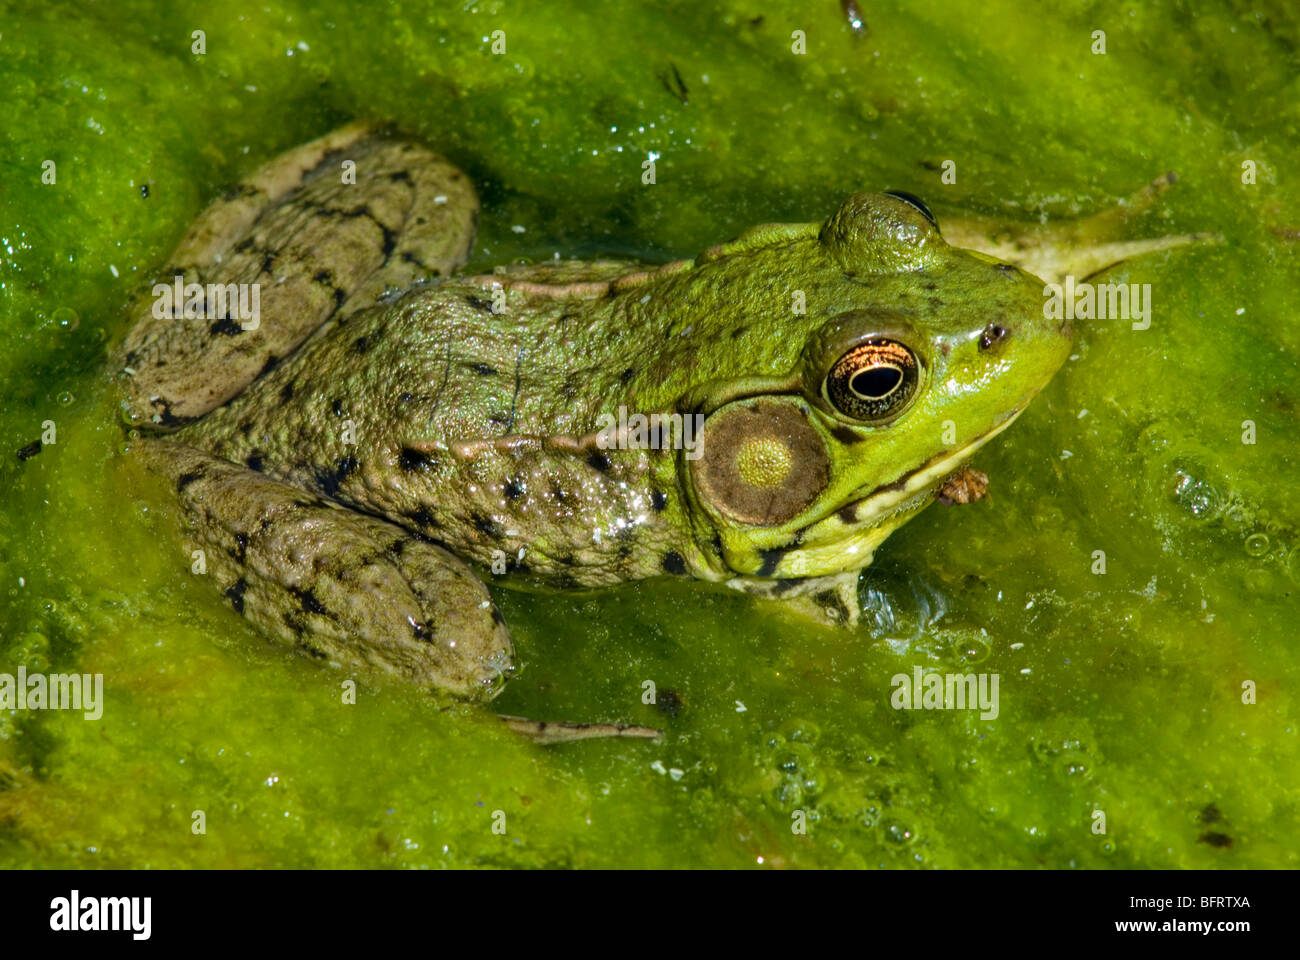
[942,172,1219,285]
[135,438,512,698]
[115,123,479,428]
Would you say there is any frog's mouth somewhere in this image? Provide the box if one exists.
[766,407,1025,578]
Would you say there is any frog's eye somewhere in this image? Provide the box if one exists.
[883,190,938,230]
[824,339,920,423]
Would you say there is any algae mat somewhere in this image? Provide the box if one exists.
[1,0,1297,867]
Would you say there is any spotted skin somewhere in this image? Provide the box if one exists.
[110,123,1151,736]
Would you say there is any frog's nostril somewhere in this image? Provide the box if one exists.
[979,323,1009,350]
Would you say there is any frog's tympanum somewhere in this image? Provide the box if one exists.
[113,124,1184,740]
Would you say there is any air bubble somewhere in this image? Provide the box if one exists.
[57,391,74,406]
[52,306,79,332]
[883,822,915,845]
[1243,533,1269,558]
[1166,459,1224,521]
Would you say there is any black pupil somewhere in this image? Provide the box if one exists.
[851,366,901,398]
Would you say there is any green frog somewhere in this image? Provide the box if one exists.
[111,123,1201,741]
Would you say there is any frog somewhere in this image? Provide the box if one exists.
[111,122,1206,742]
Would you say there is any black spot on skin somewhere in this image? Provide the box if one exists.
[292,586,328,616]
[280,612,307,637]
[830,423,863,445]
[246,453,264,472]
[176,468,205,492]
[490,606,506,626]
[234,532,249,562]
[332,398,344,417]
[465,295,494,313]
[298,641,329,659]
[651,490,668,511]
[399,446,437,472]
[619,367,635,384]
[772,578,802,596]
[257,355,280,378]
[473,513,503,538]
[979,323,1009,351]
[587,452,611,472]
[233,236,255,253]
[503,478,525,500]
[407,507,438,528]
[399,392,414,403]
[996,262,1018,274]
[313,269,333,285]
[1198,832,1233,849]
[149,398,189,429]
[757,546,790,577]
[17,440,42,461]
[730,325,749,340]
[209,317,242,337]
[389,538,407,556]
[814,589,850,624]
[225,578,247,615]
[315,455,358,497]
[260,518,274,533]
[472,362,498,376]
[261,251,276,274]
[923,282,937,291]
[1199,804,1222,824]
[550,481,573,506]
[333,287,347,309]
[389,169,412,183]
[280,381,294,402]
[409,619,429,641]
[662,551,688,575]
[353,335,369,354]
[656,688,684,717]
[559,553,577,566]
[837,503,859,525]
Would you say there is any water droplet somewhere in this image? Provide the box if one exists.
[56,391,74,406]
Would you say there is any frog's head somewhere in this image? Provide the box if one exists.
[676,191,1072,580]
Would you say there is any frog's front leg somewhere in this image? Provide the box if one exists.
[135,439,514,697]
[726,570,863,627]
[942,172,1218,285]
[115,123,479,428]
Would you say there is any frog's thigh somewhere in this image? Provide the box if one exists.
[138,440,512,698]
[116,126,479,427]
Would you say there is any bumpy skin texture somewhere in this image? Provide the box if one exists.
[113,124,1075,702]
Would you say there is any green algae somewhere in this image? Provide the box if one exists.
[1,0,1297,868]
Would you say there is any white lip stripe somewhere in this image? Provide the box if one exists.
[845,407,1024,527]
